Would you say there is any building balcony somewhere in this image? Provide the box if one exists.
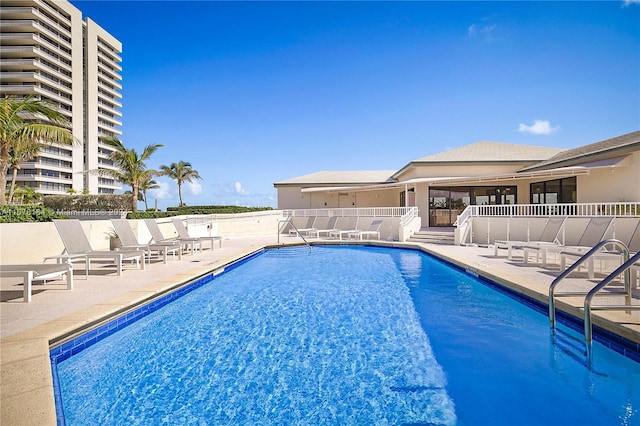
[97,92,122,109]
[97,48,122,67]
[97,61,122,81]
[0,19,38,32]
[97,79,121,99]
[97,39,122,62]
[97,114,122,128]
[98,62,122,81]
[0,58,38,70]
[2,32,72,60]
[0,7,39,20]
[0,32,39,46]
[98,55,122,73]
[0,45,39,57]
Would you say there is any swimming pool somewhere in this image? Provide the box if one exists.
[52,246,640,425]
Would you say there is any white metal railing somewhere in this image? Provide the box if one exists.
[400,206,419,227]
[185,210,283,226]
[454,202,640,246]
[282,207,413,218]
[457,202,640,221]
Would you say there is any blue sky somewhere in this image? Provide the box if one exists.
[69,0,640,210]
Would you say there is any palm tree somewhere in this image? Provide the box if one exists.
[7,139,41,203]
[139,177,160,211]
[0,96,73,205]
[13,185,42,205]
[159,161,202,207]
[98,137,163,212]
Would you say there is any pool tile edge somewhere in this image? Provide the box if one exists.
[0,245,268,426]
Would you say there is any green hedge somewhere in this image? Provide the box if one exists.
[43,194,131,211]
[165,205,275,215]
[126,211,179,219]
[0,205,68,223]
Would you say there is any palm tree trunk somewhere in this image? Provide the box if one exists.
[7,166,19,204]
[132,185,139,212]
[143,190,149,211]
[178,182,183,207]
[0,157,9,205]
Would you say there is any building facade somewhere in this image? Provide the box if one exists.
[0,0,122,195]
[274,131,640,228]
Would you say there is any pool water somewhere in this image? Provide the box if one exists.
[54,246,640,425]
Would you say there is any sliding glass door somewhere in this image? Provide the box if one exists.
[429,187,471,227]
[429,186,516,227]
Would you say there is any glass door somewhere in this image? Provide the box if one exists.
[429,189,451,227]
[429,188,471,227]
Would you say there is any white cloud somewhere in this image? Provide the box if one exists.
[623,0,640,6]
[184,181,203,196]
[147,181,172,200]
[234,181,249,195]
[518,120,560,135]
[468,21,498,42]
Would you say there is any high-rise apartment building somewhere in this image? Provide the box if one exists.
[0,0,122,195]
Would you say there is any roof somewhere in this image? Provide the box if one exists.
[519,130,640,172]
[274,131,640,188]
[274,170,397,186]
[411,141,565,163]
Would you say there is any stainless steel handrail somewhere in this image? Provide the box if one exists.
[584,250,640,346]
[548,239,629,329]
[277,219,311,250]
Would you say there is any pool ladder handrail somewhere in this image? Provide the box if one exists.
[548,238,640,345]
[584,250,640,346]
[277,219,312,250]
[549,239,629,329]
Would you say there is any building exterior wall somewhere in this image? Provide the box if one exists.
[84,18,122,194]
[577,152,640,203]
[394,163,530,181]
[0,0,122,196]
[277,186,405,210]
[277,186,309,209]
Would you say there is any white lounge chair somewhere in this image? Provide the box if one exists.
[308,216,339,238]
[45,219,145,276]
[328,217,359,240]
[348,219,383,240]
[143,219,200,255]
[1,263,73,302]
[560,218,640,279]
[523,217,614,268]
[111,219,182,263]
[171,218,222,251]
[493,217,566,260]
[288,216,317,236]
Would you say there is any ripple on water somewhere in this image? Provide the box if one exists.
[57,247,457,425]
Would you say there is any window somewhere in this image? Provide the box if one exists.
[530,177,576,204]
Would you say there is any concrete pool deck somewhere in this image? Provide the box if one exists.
[2,236,639,425]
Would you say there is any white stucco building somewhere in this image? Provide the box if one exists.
[0,0,122,195]
[275,131,640,228]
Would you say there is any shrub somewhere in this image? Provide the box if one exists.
[126,211,179,219]
[165,205,275,215]
[43,194,131,212]
[0,205,68,223]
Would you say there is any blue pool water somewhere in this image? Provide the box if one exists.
[53,246,640,425]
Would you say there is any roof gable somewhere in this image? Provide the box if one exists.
[274,170,396,186]
[413,141,565,163]
[520,130,640,172]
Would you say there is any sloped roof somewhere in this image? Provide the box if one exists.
[412,141,565,163]
[274,170,396,186]
[519,130,640,172]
